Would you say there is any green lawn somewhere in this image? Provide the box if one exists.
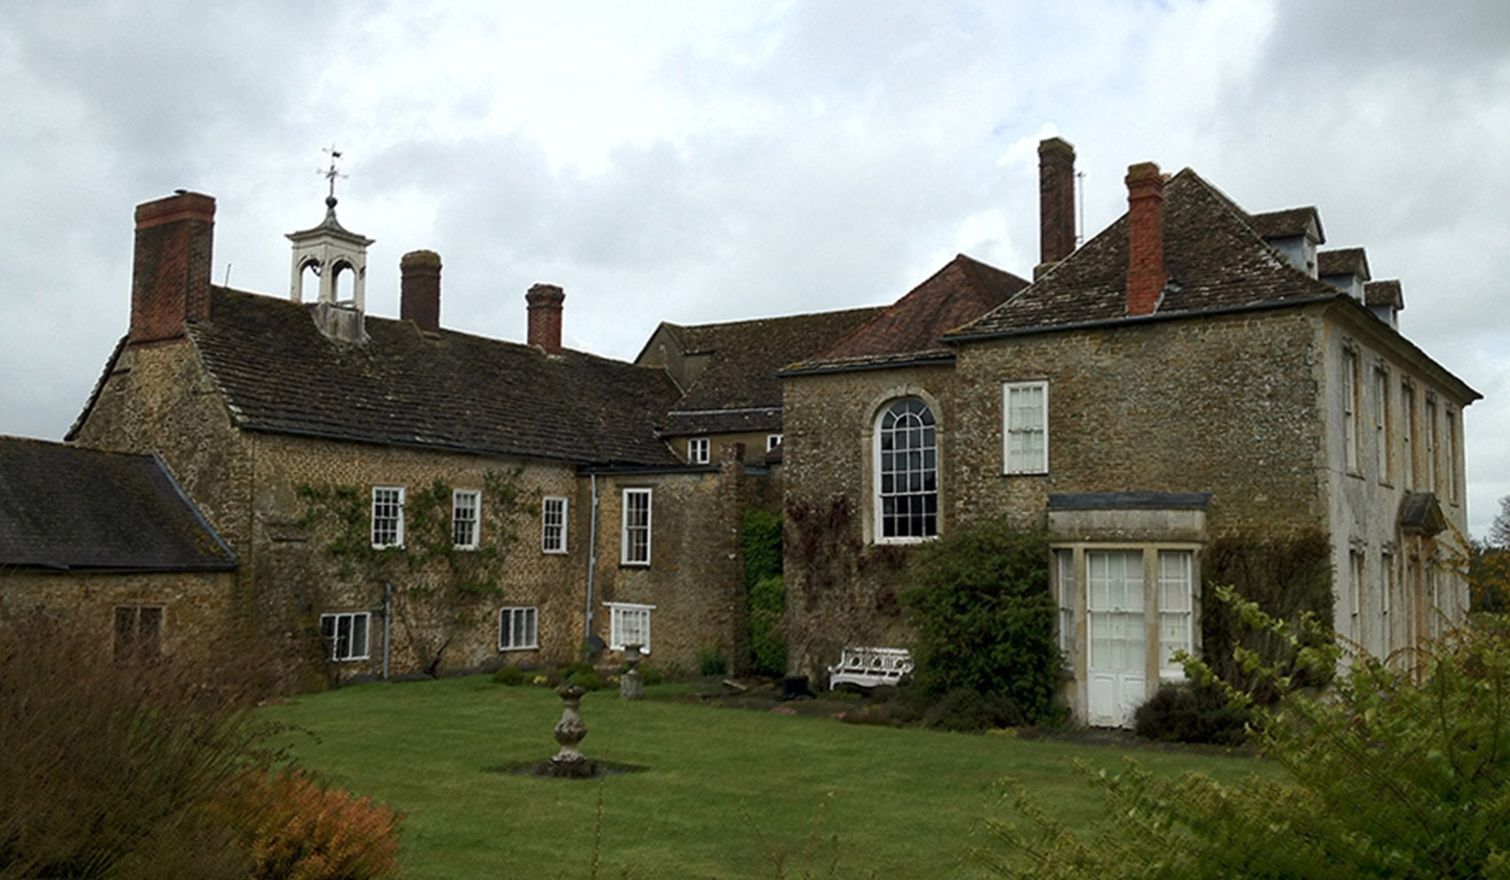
[260,677,1277,879]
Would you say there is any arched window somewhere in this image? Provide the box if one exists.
[876,397,937,541]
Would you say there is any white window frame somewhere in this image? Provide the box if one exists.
[874,397,939,544]
[371,486,405,549]
[1401,382,1416,491]
[621,488,653,566]
[606,602,654,652]
[452,489,481,550]
[1446,408,1459,503]
[320,611,371,662]
[1342,349,1360,476]
[1425,397,1438,493]
[1002,381,1049,475]
[1373,366,1391,485]
[688,437,710,464]
[766,433,783,452]
[541,496,569,554]
[1349,549,1365,643]
[1157,550,1195,680]
[498,606,539,651]
[1052,549,1076,658]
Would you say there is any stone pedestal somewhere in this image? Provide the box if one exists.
[620,643,644,701]
[541,684,596,778]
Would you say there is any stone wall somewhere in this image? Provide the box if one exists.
[0,569,234,667]
[780,309,1331,677]
[589,456,779,674]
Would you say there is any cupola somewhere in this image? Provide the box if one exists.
[287,149,374,343]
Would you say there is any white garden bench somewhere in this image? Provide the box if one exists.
[827,646,913,690]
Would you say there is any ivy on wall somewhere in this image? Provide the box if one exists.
[298,469,535,677]
[1200,528,1334,703]
[740,509,784,675]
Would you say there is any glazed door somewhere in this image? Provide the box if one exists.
[1086,551,1146,727]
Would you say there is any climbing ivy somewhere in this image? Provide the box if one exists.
[298,469,535,676]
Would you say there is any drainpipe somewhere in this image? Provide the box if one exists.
[382,580,393,681]
[584,474,600,644]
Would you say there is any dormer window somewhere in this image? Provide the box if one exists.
[688,437,710,464]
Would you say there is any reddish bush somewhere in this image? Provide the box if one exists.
[227,770,402,880]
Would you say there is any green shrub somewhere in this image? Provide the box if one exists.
[697,646,729,677]
[0,611,280,878]
[985,590,1510,879]
[921,688,1026,732]
[561,663,607,691]
[742,509,785,673]
[1132,682,1250,746]
[491,666,528,686]
[637,665,666,686]
[1201,530,1333,704]
[901,520,1062,725]
[749,574,787,675]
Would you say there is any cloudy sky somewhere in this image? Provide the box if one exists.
[2,1,1506,535]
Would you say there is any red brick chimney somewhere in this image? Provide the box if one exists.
[1124,162,1165,317]
[525,283,565,354]
[1037,137,1076,278]
[130,190,215,345]
[399,250,442,333]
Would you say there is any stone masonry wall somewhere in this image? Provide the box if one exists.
[780,310,1328,677]
[0,569,234,667]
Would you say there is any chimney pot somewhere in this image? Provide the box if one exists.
[1124,162,1165,317]
[130,190,216,345]
[400,249,442,332]
[526,283,565,354]
[1037,137,1077,272]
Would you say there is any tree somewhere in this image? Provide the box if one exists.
[982,589,1510,879]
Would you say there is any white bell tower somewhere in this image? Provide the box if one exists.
[287,147,375,342]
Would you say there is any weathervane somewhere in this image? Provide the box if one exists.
[318,144,347,207]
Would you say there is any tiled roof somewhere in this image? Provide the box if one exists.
[948,170,1344,341]
[1317,247,1371,280]
[0,436,235,572]
[1365,279,1404,309]
[187,289,682,466]
[787,254,1029,373]
[660,307,883,434]
[1249,205,1324,243]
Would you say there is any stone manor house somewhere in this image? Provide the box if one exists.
[0,138,1477,725]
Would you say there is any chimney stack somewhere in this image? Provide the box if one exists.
[526,283,565,354]
[1124,162,1165,317]
[400,250,442,333]
[130,190,215,345]
[1037,137,1076,278]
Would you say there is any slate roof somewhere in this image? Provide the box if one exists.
[1249,205,1324,242]
[948,170,1347,341]
[785,254,1029,374]
[659,306,883,435]
[145,288,681,466]
[0,436,235,572]
[1365,279,1404,309]
[1318,247,1371,280]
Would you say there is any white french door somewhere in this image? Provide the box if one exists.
[1087,550,1146,727]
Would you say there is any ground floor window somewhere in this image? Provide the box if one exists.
[320,611,370,662]
[607,602,654,652]
[499,606,539,651]
[114,605,163,660]
[1052,549,1076,657]
[1157,551,1194,678]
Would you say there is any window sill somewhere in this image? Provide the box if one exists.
[499,645,540,653]
[874,535,938,546]
[330,656,370,663]
[453,545,478,552]
[543,548,569,556]
[620,561,652,569]
[1002,470,1048,477]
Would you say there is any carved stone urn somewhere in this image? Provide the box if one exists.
[546,685,585,766]
[620,643,644,701]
